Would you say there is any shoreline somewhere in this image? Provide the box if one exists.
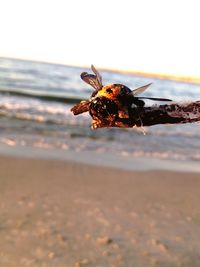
[0,143,200,173]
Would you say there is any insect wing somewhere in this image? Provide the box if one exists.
[91,64,102,86]
[80,72,100,90]
[80,65,103,91]
[131,83,152,96]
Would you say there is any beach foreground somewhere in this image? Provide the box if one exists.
[0,156,200,267]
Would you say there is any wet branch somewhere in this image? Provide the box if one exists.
[92,101,200,128]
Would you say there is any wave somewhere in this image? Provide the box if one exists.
[0,57,200,164]
[0,91,199,140]
[0,89,84,104]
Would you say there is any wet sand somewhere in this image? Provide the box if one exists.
[0,156,200,267]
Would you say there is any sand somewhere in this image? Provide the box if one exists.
[0,155,200,267]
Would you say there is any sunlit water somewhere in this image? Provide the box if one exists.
[0,57,200,162]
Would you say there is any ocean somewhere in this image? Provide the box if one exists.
[0,57,200,163]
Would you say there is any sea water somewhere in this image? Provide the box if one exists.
[0,57,200,162]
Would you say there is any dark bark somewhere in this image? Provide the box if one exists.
[90,101,200,129]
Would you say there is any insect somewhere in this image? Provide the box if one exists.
[71,65,172,128]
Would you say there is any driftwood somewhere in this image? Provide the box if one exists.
[71,65,200,129]
[91,101,200,129]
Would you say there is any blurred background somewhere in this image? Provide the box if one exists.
[0,0,200,163]
[1,1,200,267]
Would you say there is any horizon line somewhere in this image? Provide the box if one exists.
[1,56,200,85]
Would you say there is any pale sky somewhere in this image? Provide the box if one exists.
[0,0,200,78]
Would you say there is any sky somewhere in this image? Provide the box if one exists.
[0,0,200,78]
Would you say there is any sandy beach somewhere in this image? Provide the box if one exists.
[0,154,200,267]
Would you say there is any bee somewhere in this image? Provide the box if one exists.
[71,65,172,128]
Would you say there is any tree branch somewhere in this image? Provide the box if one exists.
[90,101,200,129]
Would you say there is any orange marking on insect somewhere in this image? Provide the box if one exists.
[97,85,119,98]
